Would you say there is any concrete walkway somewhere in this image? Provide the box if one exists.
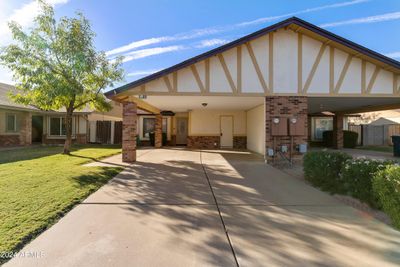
[5,148,400,267]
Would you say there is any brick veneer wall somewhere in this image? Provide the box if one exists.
[122,102,137,162]
[187,136,220,149]
[0,112,32,147]
[154,114,162,148]
[233,136,247,149]
[0,135,20,146]
[333,114,344,149]
[265,96,308,155]
[20,112,32,145]
[75,134,87,144]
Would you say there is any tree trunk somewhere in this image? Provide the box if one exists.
[63,107,73,154]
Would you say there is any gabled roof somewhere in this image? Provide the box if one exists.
[0,82,92,114]
[105,16,400,97]
[0,82,40,111]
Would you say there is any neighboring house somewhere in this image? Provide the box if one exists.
[309,115,350,142]
[0,82,122,147]
[348,110,400,125]
[104,17,400,163]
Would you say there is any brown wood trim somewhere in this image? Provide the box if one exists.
[268,32,274,92]
[190,65,205,93]
[334,54,353,93]
[217,53,237,93]
[205,59,210,92]
[303,43,327,93]
[329,46,334,93]
[366,66,380,93]
[361,60,366,94]
[172,72,178,92]
[237,46,242,93]
[163,76,173,92]
[245,42,268,93]
[298,33,303,93]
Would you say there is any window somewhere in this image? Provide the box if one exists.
[6,113,16,132]
[312,117,333,141]
[49,117,73,136]
[142,118,155,139]
[142,117,167,139]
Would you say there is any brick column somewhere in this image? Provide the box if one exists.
[154,114,162,148]
[265,96,308,155]
[20,112,32,145]
[122,102,137,162]
[333,114,344,149]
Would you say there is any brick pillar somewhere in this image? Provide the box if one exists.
[154,114,162,148]
[122,102,137,162]
[20,112,32,145]
[265,96,308,156]
[333,114,344,149]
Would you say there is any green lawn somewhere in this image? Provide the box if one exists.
[0,145,122,263]
[357,145,393,153]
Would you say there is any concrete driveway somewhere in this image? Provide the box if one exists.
[6,148,400,267]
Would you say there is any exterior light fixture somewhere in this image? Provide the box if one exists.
[139,94,147,99]
[202,103,208,107]
[290,118,297,124]
[273,117,280,124]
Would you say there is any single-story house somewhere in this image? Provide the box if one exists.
[102,17,400,162]
[0,82,122,147]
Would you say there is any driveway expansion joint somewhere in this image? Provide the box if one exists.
[200,151,240,267]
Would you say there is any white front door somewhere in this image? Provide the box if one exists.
[220,116,233,148]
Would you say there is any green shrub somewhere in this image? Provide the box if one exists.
[303,150,351,193]
[373,165,400,229]
[341,158,391,208]
[322,130,358,148]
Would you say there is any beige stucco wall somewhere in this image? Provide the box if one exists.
[246,104,265,155]
[189,109,246,136]
[134,28,397,96]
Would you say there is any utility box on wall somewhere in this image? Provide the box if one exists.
[288,117,305,136]
[271,117,288,136]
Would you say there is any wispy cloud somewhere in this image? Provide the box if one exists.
[119,45,186,63]
[320,11,400,28]
[127,69,161,77]
[238,0,368,27]
[105,0,367,56]
[0,0,69,45]
[106,37,174,56]
[385,51,400,59]
[195,38,230,48]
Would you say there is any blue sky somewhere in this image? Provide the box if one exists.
[1,0,400,88]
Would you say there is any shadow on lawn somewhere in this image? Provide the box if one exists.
[94,149,400,266]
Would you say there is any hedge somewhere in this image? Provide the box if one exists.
[304,150,400,230]
[341,158,391,208]
[322,130,358,148]
[303,150,351,193]
[373,165,400,229]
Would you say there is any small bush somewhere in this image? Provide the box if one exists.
[341,158,391,208]
[373,165,400,229]
[303,150,352,193]
[322,130,358,148]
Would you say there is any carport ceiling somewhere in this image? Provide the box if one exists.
[308,97,400,114]
[141,95,400,114]
[142,96,264,112]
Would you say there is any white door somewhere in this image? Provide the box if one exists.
[220,116,233,148]
[176,117,188,145]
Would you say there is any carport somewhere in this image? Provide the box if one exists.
[105,17,400,162]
